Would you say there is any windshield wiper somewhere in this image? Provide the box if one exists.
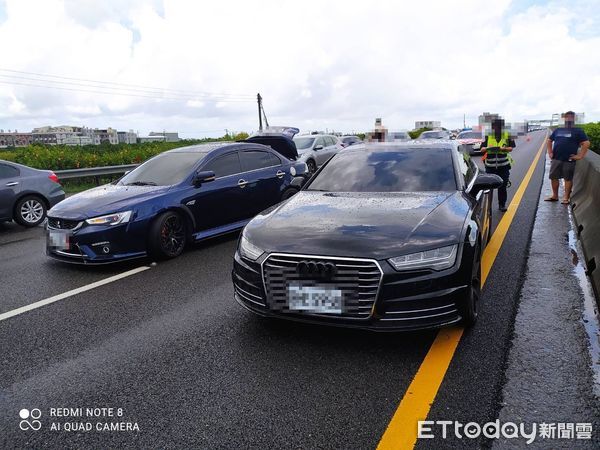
[126,181,157,186]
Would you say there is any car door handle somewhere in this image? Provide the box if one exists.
[5,181,18,186]
[276,170,285,179]
[238,179,248,188]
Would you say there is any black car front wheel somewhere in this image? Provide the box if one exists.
[14,195,47,227]
[458,243,481,327]
[149,211,186,259]
[281,187,299,201]
[306,159,317,174]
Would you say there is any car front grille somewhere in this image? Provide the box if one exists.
[47,217,81,230]
[262,254,382,318]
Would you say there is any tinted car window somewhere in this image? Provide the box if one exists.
[240,150,280,172]
[294,137,315,150]
[315,137,326,148]
[457,132,482,139]
[458,152,477,186]
[0,164,19,179]
[306,148,457,192]
[119,152,207,186]
[325,136,336,146]
[203,152,242,178]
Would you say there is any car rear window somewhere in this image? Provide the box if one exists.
[458,132,482,139]
[306,148,457,192]
[118,152,208,186]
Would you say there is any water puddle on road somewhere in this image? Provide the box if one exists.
[568,208,600,398]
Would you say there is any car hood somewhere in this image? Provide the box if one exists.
[244,191,469,260]
[48,184,170,220]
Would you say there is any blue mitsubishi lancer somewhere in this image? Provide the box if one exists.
[46,137,307,264]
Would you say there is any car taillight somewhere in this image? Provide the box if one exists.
[49,172,60,184]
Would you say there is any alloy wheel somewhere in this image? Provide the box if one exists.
[20,199,44,223]
[160,215,185,256]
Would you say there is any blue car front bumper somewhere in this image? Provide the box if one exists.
[46,218,149,264]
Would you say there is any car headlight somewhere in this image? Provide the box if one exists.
[472,143,481,149]
[85,211,132,226]
[239,234,264,261]
[388,244,458,271]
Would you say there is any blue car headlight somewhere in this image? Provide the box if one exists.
[85,211,133,226]
[388,244,458,271]
[239,234,264,261]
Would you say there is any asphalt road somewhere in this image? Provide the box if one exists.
[0,131,551,449]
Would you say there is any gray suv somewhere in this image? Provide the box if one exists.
[0,160,65,227]
[292,134,342,174]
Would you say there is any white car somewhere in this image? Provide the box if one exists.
[293,134,343,174]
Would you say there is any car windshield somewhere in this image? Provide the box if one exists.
[118,151,208,186]
[458,132,482,139]
[306,147,457,192]
[418,131,446,139]
[293,137,315,150]
[390,132,408,140]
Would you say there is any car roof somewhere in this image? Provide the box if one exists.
[167,142,237,153]
[343,141,458,152]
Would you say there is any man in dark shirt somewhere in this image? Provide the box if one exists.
[545,111,590,204]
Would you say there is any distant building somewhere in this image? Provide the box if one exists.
[117,130,138,144]
[0,131,33,147]
[93,128,119,145]
[148,131,179,142]
[415,121,441,129]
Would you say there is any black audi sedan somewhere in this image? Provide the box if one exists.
[232,141,502,331]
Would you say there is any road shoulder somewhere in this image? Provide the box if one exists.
[494,156,600,448]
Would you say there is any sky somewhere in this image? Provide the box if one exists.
[0,0,599,138]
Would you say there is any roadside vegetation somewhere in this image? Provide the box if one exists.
[582,122,600,155]
[0,132,250,170]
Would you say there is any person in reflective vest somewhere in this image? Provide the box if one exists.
[481,118,516,212]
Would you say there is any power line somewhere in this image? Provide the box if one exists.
[0,79,253,103]
[0,68,255,100]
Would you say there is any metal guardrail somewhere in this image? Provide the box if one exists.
[55,164,139,180]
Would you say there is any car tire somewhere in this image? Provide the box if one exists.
[148,211,186,260]
[458,243,481,327]
[14,195,47,227]
[281,187,299,201]
[306,159,317,174]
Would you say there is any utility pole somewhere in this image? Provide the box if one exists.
[463,114,466,129]
[257,93,263,131]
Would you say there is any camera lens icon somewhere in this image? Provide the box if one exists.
[19,408,42,431]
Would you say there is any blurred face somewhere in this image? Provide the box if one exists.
[564,113,575,126]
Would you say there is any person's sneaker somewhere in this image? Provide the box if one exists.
[499,205,507,212]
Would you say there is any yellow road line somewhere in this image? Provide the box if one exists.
[376,136,547,450]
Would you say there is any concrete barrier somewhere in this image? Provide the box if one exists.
[571,151,600,301]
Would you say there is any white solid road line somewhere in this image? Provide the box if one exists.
[0,266,151,322]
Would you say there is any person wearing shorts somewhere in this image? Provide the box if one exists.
[545,111,590,204]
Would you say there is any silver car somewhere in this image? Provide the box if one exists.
[0,160,65,227]
[292,134,342,174]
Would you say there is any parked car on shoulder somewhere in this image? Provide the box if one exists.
[233,141,503,331]
[456,130,484,155]
[46,140,307,264]
[340,135,363,147]
[388,131,412,142]
[0,160,65,227]
[292,134,343,174]
[417,130,451,140]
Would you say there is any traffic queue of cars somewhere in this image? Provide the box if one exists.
[1,126,503,331]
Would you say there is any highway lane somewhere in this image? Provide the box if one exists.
[0,131,547,448]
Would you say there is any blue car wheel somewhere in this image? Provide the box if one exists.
[149,211,187,259]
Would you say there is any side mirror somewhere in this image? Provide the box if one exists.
[314,145,324,151]
[193,170,216,187]
[471,173,503,194]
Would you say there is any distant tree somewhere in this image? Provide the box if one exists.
[233,132,249,141]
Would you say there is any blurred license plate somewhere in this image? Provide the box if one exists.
[48,230,70,250]
[287,284,343,314]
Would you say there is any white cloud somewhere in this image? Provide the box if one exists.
[0,0,598,136]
